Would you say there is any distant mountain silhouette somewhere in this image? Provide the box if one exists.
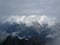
[1,35,46,45]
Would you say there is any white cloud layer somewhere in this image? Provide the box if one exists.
[2,15,56,27]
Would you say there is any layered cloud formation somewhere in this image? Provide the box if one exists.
[1,15,56,26]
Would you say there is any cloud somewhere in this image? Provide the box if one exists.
[0,15,57,37]
[2,15,56,27]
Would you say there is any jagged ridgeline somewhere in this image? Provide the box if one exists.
[0,15,60,45]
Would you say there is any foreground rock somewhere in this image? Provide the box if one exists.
[1,35,46,45]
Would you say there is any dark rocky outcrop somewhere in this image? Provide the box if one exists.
[1,35,46,45]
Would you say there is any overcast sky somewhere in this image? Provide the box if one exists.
[0,0,60,19]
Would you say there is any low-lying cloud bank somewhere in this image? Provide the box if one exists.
[1,15,56,26]
[0,15,60,45]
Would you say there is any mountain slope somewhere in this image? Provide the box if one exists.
[1,35,46,45]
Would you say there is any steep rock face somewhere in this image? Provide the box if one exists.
[1,35,46,45]
[27,36,46,45]
[1,35,27,45]
[18,28,39,38]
